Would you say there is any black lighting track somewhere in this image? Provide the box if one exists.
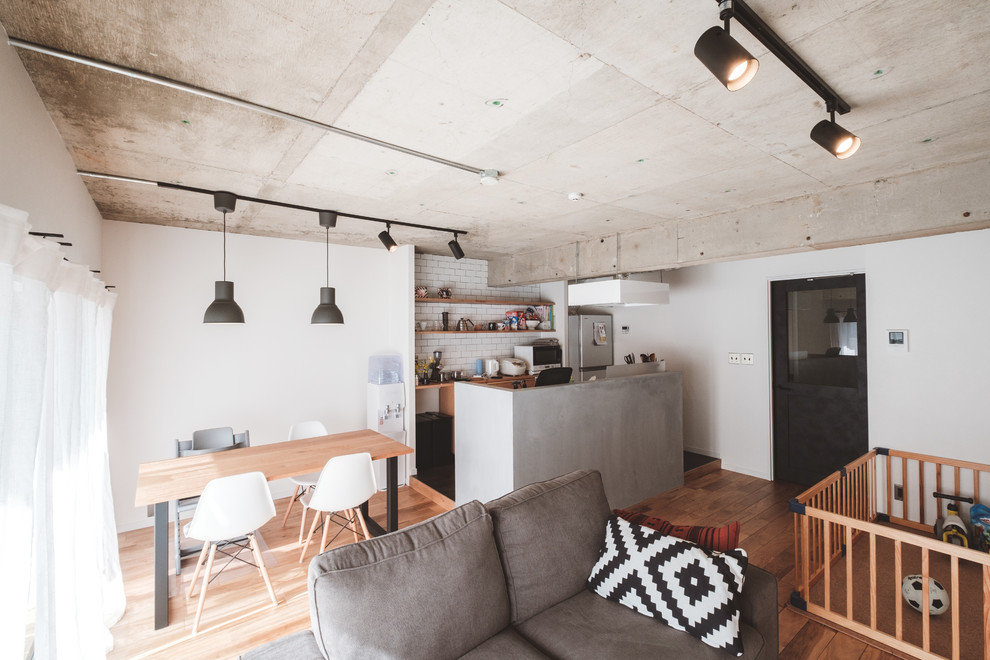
[724,0,850,114]
[29,231,65,238]
[77,171,468,236]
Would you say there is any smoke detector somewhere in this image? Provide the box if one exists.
[568,192,583,202]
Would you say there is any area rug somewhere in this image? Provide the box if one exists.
[805,526,985,659]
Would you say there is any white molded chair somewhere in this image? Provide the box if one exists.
[185,471,279,634]
[298,452,377,563]
[280,420,328,542]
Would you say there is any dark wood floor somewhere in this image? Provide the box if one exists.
[629,468,906,659]
[108,468,907,659]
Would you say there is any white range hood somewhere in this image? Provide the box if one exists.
[567,279,670,307]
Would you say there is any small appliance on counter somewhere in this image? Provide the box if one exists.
[499,357,527,376]
[483,358,500,377]
[514,343,563,374]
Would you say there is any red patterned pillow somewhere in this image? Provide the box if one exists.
[614,509,740,554]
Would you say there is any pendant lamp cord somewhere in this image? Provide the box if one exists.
[325,225,330,287]
[222,210,228,281]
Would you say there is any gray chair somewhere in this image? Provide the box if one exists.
[173,427,250,575]
[535,367,572,387]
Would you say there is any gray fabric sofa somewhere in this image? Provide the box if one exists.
[243,469,778,659]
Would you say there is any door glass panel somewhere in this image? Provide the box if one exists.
[786,286,858,387]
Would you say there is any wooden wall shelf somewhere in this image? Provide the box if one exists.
[415,329,554,335]
[414,297,555,306]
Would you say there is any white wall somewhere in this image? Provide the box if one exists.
[606,229,990,479]
[103,220,413,531]
[0,33,103,268]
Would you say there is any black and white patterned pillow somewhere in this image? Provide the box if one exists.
[587,515,748,656]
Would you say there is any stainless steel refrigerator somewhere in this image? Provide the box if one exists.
[567,314,613,381]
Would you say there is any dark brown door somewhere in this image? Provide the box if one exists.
[771,274,868,486]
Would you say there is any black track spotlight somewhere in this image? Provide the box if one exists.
[311,211,343,324]
[811,108,861,159]
[379,223,398,253]
[694,24,759,91]
[448,232,465,260]
[203,191,245,324]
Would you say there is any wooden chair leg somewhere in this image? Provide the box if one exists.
[355,506,371,541]
[299,509,322,563]
[248,533,279,607]
[192,543,217,635]
[320,511,331,553]
[298,505,309,545]
[280,485,301,528]
[347,509,360,543]
[186,542,211,599]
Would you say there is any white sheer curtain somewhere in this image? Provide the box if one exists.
[0,204,125,659]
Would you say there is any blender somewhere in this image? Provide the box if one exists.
[429,350,443,382]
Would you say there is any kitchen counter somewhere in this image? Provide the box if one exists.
[453,371,683,508]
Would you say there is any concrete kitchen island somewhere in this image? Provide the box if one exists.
[453,371,683,508]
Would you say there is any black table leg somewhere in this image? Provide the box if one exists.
[153,501,169,629]
[387,455,398,532]
[361,456,400,536]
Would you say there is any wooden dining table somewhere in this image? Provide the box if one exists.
[134,429,413,630]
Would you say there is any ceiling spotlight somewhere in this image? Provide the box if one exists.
[311,211,343,325]
[811,107,861,159]
[448,232,465,260]
[203,191,245,324]
[694,2,759,92]
[479,169,500,186]
[379,223,398,252]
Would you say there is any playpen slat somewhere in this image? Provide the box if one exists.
[823,522,831,612]
[918,460,926,526]
[895,539,903,641]
[846,525,853,619]
[802,514,810,607]
[936,466,943,519]
[983,565,990,660]
[922,547,930,652]
[869,532,877,630]
[975,470,981,509]
[884,453,894,518]
[901,457,910,520]
[951,555,959,660]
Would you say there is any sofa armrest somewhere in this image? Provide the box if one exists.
[739,565,778,659]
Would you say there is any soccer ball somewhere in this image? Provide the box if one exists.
[901,574,948,615]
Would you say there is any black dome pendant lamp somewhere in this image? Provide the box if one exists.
[311,211,344,324]
[203,191,245,324]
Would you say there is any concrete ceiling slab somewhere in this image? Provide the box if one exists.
[2,0,988,268]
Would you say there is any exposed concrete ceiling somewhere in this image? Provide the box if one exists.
[2,1,989,283]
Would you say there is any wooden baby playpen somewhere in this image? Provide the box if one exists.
[790,448,990,659]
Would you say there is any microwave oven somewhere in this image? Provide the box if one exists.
[514,344,563,374]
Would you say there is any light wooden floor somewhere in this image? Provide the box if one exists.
[108,471,907,659]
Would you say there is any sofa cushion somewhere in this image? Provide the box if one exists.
[588,515,748,655]
[485,469,612,624]
[307,500,510,660]
[516,589,767,660]
[459,627,550,659]
[614,508,741,554]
